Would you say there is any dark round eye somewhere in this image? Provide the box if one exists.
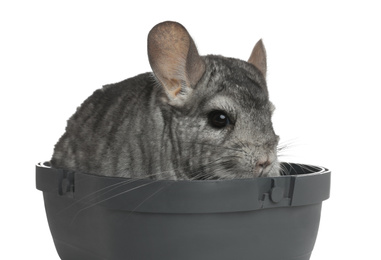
[208,110,231,128]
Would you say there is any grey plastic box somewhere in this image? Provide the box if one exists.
[36,162,330,260]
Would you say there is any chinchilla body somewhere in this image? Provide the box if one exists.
[51,22,280,180]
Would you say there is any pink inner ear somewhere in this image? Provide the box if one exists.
[248,39,267,78]
[147,21,205,99]
[185,39,206,87]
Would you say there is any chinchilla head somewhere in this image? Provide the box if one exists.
[148,21,280,179]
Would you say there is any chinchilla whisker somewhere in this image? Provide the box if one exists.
[187,157,241,180]
[181,141,244,152]
[190,171,215,180]
[279,163,288,175]
[71,180,162,223]
[277,144,291,153]
[183,160,223,180]
[92,156,226,189]
[278,163,289,176]
[298,163,318,174]
[281,162,300,176]
[142,157,227,180]
[281,162,313,175]
[117,182,179,225]
[56,178,148,214]
[130,155,238,181]
[63,155,242,215]
[273,163,282,175]
[190,172,207,180]
[126,182,173,215]
[103,157,221,183]
[277,139,298,151]
[107,158,235,217]
[72,156,233,221]
[68,171,180,220]
[276,140,300,161]
[237,139,250,150]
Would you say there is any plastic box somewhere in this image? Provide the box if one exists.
[36,162,330,260]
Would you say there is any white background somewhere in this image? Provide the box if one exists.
[1,0,380,259]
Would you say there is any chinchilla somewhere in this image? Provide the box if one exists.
[51,21,280,180]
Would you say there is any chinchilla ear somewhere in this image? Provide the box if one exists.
[248,39,267,78]
[148,21,205,101]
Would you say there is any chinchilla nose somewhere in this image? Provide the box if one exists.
[255,155,274,176]
[255,156,272,169]
[257,158,271,169]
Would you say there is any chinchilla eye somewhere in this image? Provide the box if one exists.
[208,110,231,128]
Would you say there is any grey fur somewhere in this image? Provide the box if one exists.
[51,22,280,180]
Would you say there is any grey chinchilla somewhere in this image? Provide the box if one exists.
[51,21,280,180]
